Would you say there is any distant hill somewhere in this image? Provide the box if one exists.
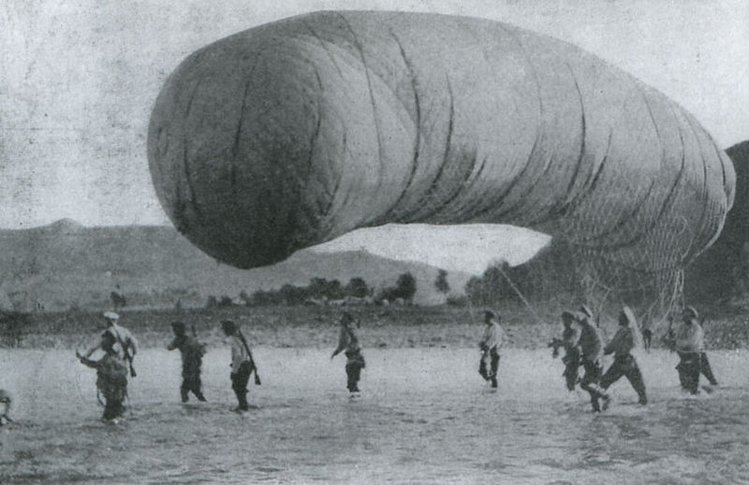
[0,221,471,311]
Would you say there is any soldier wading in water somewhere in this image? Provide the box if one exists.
[478,310,504,389]
[77,330,129,422]
[575,305,607,412]
[549,311,581,391]
[77,312,138,422]
[221,320,261,412]
[674,306,718,393]
[167,321,207,403]
[589,306,648,409]
[331,312,366,395]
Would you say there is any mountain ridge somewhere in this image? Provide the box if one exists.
[0,221,471,311]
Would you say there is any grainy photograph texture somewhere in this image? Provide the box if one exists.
[1,1,748,483]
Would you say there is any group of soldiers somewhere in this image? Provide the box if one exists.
[480,305,647,411]
[74,311,365,422]
[75,312,261,421]
[69,302,718,422]
[543,304,718,411]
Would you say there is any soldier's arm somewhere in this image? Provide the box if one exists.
[479,326,494,350]
[83,335,105,358]
[331,328,348,358]
[76,351,101,369]
[603,330,620,355]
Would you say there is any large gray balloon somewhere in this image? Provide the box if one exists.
[148,11,734,290]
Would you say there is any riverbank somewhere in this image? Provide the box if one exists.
[4,303,749,350]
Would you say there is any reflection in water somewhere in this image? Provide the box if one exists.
[0,348,748,483]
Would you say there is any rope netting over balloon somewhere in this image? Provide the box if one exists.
[147,11,735,326]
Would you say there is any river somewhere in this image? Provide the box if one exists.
[0,347,747,483]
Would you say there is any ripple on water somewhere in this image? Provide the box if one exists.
[1,348,748,483]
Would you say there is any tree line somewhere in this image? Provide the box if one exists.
[208,272,419,307]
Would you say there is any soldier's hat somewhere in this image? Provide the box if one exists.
[483,309,500,322]
[102,311,119,321]
[561,310,576,322]
[620,305,637,326]
[221,319,237,333]
[340,312,354,325]
[683,305,699,320]
[171,321,186,332]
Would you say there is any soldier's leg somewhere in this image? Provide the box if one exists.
[597,361,628,410]
[232,363,251,410]
[180,378,190,403]
[478,353,489,381]
[346,362,361,392]
[624,359,648,404]
[675,361,687,389]
[490,350,500,388]
[193,375,207,401]
[676,352,691,390]
[678,354,700,394]
[600,360,625,390]
[579,360,604,411]
[103,396,124,420]
[700,353,718,385]
[564,366,576,391]
[102,399,116,420]
[185,371,205,400]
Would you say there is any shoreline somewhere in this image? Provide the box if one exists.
[4,304,748,351]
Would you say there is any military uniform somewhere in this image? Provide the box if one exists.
[577,317,605,411]
[167,333,207,402]
[478,315,504,388]
[675,320,704,394]
[79,337,129,421]
[556,321,581,391]
[332,320,365,393]
[228,334,252,411]
[599,309,647,405]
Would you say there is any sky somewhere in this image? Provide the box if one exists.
[311,224,552,274]
[1,0,747,237]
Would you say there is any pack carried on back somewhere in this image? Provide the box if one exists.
[108,325,137,378]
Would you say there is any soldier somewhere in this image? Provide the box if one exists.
[477,310,504,388]
[167,321,207,403]
[221,320,260,412]
[76,330,129,422]
[597,306,648,407]
[549,311,581,391]
[674,306,707,394]
[576,306,606,412]
[691,308,719,386]
[331,312,366,394]
[84,312,138,378]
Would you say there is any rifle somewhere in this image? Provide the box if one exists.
[237,329,261,385]
[126,354,137,378]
